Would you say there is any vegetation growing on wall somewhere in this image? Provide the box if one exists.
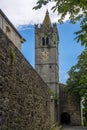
[49,89,57,100]
[9,47,16,64]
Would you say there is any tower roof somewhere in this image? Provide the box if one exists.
[43,10,51,26]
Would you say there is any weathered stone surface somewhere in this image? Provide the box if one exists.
[59,83,81,126]
[35,17,59,125]
[34,11,82,126]
[0,29,51,130]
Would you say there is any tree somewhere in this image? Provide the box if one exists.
[66,49,87,123]
[66,49,87,97]
[33,0,87,23]
[33,0,87,46]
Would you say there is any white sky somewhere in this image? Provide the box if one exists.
[0,0,69,27]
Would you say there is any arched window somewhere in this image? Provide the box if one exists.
[46,37,49,45]
[42,37,45,45]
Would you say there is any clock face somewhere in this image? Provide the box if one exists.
[41,51,49,60]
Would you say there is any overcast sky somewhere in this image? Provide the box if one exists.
[0,0,69,27]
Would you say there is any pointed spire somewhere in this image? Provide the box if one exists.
[43,10,51,26]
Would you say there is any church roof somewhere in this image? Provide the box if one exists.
[43,10,51,26]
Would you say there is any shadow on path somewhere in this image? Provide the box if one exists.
[62,126,87,130]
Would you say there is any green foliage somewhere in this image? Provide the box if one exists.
[33,0,49,10]
[83,118,87,126]
[49,89,57,100]
[34,0,87,23]
[83,97,87,126]
[66,49,87,97]
[83,115,87,126]
[66,49,87,120]
[9,47,16,64]
[74,16,87,47]
[83,97,87,114]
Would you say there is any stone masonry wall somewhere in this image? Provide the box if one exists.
[59,84,81,126]
[0,29,51,130]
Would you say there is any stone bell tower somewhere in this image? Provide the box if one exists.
[35,10,59,123]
